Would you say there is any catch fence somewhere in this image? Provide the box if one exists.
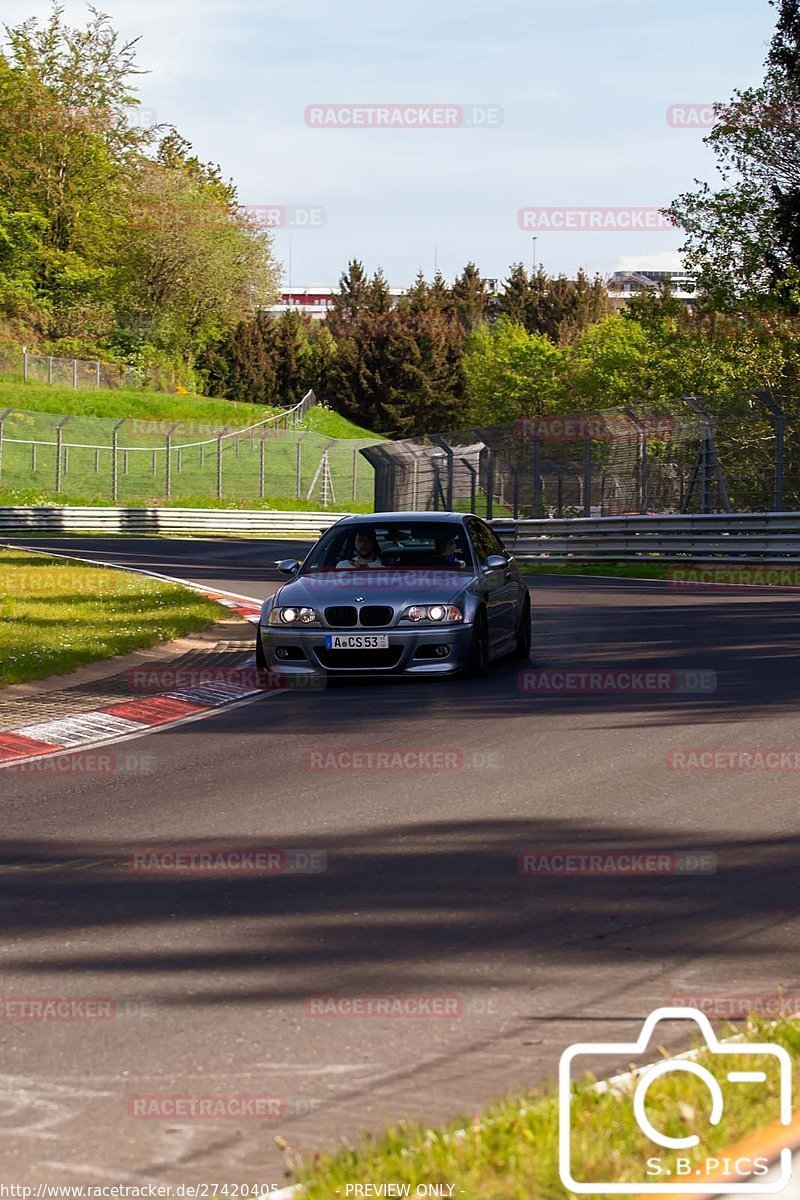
[0,391,380,507]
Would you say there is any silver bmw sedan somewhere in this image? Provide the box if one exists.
[256,512,531,679]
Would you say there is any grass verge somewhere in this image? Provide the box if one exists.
[520,562,673,580]
[294,1016,800,1199]
[0,488,371,513]
[0,549,223,687]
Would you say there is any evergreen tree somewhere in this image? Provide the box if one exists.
[451,262,488,331]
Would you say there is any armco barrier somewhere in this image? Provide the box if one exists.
[0,507,351,539]
[490,512,800,563]
[5,508,800,559]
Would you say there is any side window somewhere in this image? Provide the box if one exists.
[477,520,508,558]
[467,520,495,565]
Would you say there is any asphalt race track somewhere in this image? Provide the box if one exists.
[3,536,800,1185]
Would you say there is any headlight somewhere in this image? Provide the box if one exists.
[401,604,463,623]
[268,606,319,626]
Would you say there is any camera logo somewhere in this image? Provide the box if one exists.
[559,1007,792,1194]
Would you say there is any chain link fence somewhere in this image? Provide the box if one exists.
[0,346,141,391]
[0,391,380,507]
[361,404,714,517]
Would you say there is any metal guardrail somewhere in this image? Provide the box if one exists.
[490,512,800,562]
[0,507,351,539]
[5,507,800,559]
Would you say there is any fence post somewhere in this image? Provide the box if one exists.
[583,431,592,516]
[22,348,28,383]
[352,447,358,503]
[754,390,786,512]
[0,409,12,481]
[165,423,179,499]
[94,448,100,473]
[111,418,126,502]
[260,436,266,500]
[47,356,53,385]
[532,437,543,519]
[31,443,37,473]
[96,361,101,389]
[72,359,78,389]
[54,416,71,494]
[217,428,227,500]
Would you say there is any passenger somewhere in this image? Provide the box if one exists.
[434,535,465,567]
[337,529,383,568]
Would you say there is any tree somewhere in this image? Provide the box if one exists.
[463,317,566,424]
[670,0,800,309]
[452,262,488,331]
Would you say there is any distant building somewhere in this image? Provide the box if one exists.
[266,287,406,320]
[606,269,697,311]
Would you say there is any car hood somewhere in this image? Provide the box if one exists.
[263,569,472,615]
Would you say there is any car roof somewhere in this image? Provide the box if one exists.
[335,512,470,525]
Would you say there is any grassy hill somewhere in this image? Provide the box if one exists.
[0,374,380,441]
[0,375,382,510]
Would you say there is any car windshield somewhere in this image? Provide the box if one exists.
[302,522,472,572]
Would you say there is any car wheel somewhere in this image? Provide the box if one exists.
[514,594,532,659]
[467,609,490,678]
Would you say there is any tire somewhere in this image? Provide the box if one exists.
[466,609,490,678]
[514,594,532,659]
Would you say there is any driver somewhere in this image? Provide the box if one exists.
[337,529,383,569]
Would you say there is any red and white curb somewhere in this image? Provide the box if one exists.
[0,546,275,769]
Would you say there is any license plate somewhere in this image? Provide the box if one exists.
[325,634,389,650]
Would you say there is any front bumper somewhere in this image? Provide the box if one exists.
[258,623,473,677]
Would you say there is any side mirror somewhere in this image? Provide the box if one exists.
[276,559,301,576]
[484,554,507,571]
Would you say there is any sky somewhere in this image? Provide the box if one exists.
[1,0,779,289]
